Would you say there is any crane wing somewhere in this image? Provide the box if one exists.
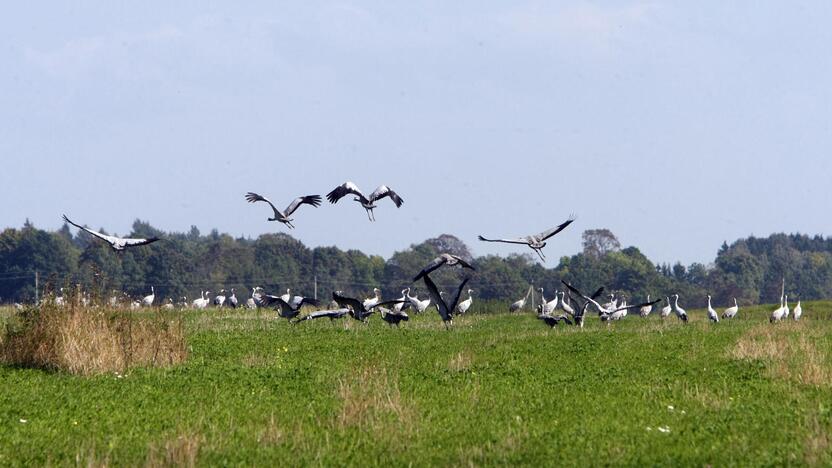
[332,291,364,312]
[536,215,576,241]
[62,215,120,245]
[447,277,471,312]
[245,192,281,218]
[421,274,449,317]
[367,299,406,311]
[561,281,605,311]
[326,181,367,204]
[283,195,322,217]
[122,237,160,248]
[451,255,475,271]
[413,255,449,282]
[477,235,529,245]
[369,185,404,207]
[614,298,661,313]
[261,294,295,312]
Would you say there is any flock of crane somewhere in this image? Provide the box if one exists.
[53,182,806,328]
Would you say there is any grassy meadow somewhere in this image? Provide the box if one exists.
[0,301,830,466]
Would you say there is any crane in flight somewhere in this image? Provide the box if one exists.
[477,215,575,261]
[62,215,159,251]
[244,192,322,229]
[326,181,404,221]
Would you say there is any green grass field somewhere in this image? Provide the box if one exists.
[1,302,830,466]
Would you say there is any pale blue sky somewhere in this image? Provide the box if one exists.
[1,2,830,265]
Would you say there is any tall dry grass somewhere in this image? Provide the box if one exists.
[0,297,187,375]
[730,322,831,386]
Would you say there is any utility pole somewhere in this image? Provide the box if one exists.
[34,271,39,305]
[314,275,318,301]
[531,283,535,311]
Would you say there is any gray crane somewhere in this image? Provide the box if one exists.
[261,294,320,322]
[245,192,321,229]
[558,282,604,328]
[331,291,404,323]
[562,281,659,322]
[536,306,574,328]
[421,274,470,329]
[378,307,410,327]
[413,253,475,281]
[62,215,159,251]
[326,181,404,221]
[477,215,575,261]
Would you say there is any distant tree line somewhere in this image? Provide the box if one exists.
[0,219,830,308]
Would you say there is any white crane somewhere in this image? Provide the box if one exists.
[406,289,431,313]
[509,286,533,312]
[55,288,66,307]
[247,287,263,309]
[562,282,658,322]
[602,293,617,311]
[477,216,575,262]
[783,295,790,319]
[639,295,653,318]
[706,295,719,323]
[422,274,470,328]
[244,192,322,229]
[142,286,155,307]
[793,299,802,321]
[660,297,672,319]
[362,288,382,309]
[192,291,211,309]
[722,298,739,319]
[62,215,159,251]
[326,181,404,221]
[672,294,688,323]
[413,254,475,281]
[770,295,787,323]
[538,288,559,315]
[456,289,474,315]
[393,288,410,312]
[214,289,226,307]
[558,291,575,316]
[162,298,175,310]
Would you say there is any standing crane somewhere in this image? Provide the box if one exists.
[707,295,719,323]
[509,285,533,313]
[722,298,739,319]
[456,289,474,315]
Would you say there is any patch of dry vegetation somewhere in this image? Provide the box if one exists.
[256,415,287,447]
[804,411,831,466]
[335,365,415,436]
[730,323,831,386]
[0,302,187,375]
[145,432,203,468]
[449,351,473,372]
